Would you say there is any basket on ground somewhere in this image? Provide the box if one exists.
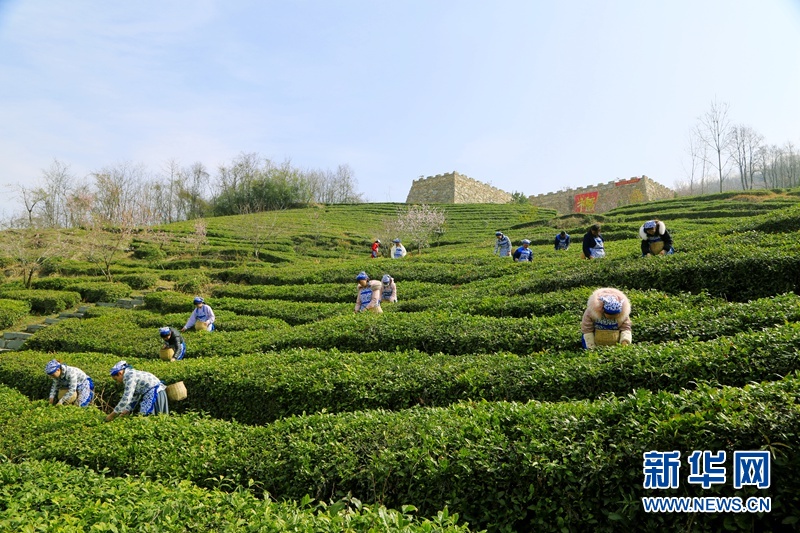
[166,381,187,401]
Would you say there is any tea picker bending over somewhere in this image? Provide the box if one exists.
[381,274,397,303]
[494,231,512,257]
[582,224,606,259]
[639,219,674,257]
[513,239,533,262]
[105,361,169,422]
[159,327,186,361]
[182,296,215,332]
[354,271,383,313]
[390,238,407,259]
[554,231,570,251]
[580,287,632,349]
[45,359,94,407]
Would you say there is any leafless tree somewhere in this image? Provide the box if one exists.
[16,185,46,228]
[696,98,733,192]
[91,162,147,225]
[729,125,764,190]
[0,229,69,287]
[40,159,75,228]
[82,210,138,281]
[682,130,703,194]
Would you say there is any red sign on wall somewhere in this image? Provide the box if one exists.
[574,191,599,213]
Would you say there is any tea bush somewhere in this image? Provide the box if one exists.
[0,298,30,328]
[1,378,797,532]
[0,459,470,532]
[0,289,81,314]
[68,281,132,302]
[6,323,800,424]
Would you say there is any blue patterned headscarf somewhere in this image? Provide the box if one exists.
[644,220,657,230]
[45,359,61,375]
[356,271,368,281]
[110,360,129,376]
[600,296,622,315]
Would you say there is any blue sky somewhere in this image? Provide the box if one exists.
[1,0,799,217]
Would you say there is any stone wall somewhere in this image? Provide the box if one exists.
[406,172,512,204]
[527,176,674,214]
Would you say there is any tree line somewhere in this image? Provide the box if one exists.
[4,153,362,229]
[676,98,800,195]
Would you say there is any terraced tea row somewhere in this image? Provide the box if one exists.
[6,322,799,425]
[1,377,797,532]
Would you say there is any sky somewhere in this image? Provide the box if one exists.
[1,0,799,218]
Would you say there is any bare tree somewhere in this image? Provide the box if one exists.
[696,98,733,192]
[40,159,75,228]
[184,218,208,254]
[16,185,46,228]
[82,211,138,281]
[729,125,764,190]
[0,229,68,287]
[241,212,280,259]
[682,130,703,194]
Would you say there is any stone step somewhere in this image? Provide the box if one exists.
[44,317,62,325]
[25,324,49,333]
[58,312,84,319]
[4,339,28,350]
[3,331,34,341]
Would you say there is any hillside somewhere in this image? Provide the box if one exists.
[1,190,800,531]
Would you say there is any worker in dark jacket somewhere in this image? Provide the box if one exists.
[582,224,606,259]
[639,219,674,257]
[159,327,186,361]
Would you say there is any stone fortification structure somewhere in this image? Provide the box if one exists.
[406,172,512,204]
[527,176,674,214]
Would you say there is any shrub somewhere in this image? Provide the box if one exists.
[0,298,31,328]
[68,281,132,303]
[115,273,159,290]
[0,378,798,532]
[0,459,469,532]
[0,289,81,314]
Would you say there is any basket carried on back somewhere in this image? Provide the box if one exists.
[166,381,187,402]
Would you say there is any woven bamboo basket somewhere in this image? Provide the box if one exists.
[159,347,175,361]
[594,329,621,346]
[166,381,187,402]
[57,388,78,404]
[649,241,665,255]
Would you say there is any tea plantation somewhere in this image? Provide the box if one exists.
[1,191,800,531]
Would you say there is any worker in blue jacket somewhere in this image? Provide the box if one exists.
[513,239,533,262]
[554,231,570,250]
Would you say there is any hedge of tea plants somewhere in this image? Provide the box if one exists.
[1,378,798,532]
[3,192,800,531]
[4,322,800,425]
